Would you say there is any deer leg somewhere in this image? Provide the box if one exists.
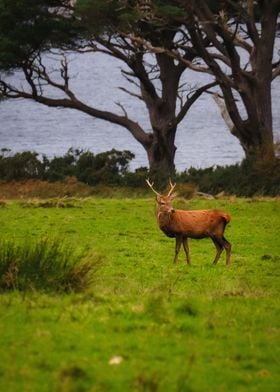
[222,236,232,265]
[174,236,182,264]
[182,237,191,265]
[212,237,224,265]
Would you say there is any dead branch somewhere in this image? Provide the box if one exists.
[118,87,143,100]
[212,93,235,134]
[115,102,128,117]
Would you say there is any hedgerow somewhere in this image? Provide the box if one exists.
[0,148,279,196]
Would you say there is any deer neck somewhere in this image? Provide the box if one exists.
[157,207,175,227]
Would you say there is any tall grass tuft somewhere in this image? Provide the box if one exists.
[0,237,95,293]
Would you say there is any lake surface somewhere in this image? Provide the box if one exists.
[0,52,279,172]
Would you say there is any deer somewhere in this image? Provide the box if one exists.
[146,179,232,265]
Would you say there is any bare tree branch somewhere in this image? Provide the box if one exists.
[0,74,149,147]
[118,86,143,100]
[176,81,218,125]
[115,101,128,117]
[124,33,213,75]
[212,92,235,134]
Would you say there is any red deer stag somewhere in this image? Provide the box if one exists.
[146,179,232,265]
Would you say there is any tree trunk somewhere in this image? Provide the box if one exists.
[237,1,276,162]
[231,121,275,162]
[139,47,181,179]
[223,55,275,162]
[221,74,275,162]
[144,127,177,178]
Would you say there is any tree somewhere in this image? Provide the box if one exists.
[187,0,280,161]
[135,0,280,162]
[2,1,278,175]
[0,0,217,178]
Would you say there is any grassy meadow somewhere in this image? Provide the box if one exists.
[0,195,279,391]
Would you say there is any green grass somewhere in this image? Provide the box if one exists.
[0,197,279,391]
[0,237,94,292]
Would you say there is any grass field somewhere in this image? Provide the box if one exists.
[0,196,279,391]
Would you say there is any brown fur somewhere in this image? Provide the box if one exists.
[146,180,232,265]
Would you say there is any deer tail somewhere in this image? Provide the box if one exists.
[221,212,231,224]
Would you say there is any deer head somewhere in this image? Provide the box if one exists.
[146,179,177,214]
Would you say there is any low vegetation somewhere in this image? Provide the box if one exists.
[179,158,280,197]
[1,148,280,196]
[0,237,94,293]
[0,196,279,391]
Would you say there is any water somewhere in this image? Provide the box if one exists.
[0,52,279,171]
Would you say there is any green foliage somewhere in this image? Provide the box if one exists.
[42,149,77,181]
[0,237,94,292]
[0,0,78,69]
[0,150,45,180]
[154,0,185,20]
[75,149,135,185]
[1,149,280,195]
[0,148,136,185]
[121,166,149,188]
[177,159,280,197]
[75,0,139,34]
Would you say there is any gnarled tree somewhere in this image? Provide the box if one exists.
[138,0,280,162]
[0,0,216,177]
[186,0,280,161]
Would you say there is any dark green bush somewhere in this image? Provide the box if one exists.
[176,158,280,197]
[0,148,279,196]
[0,148,136,185]
[122,166,149,188]
[75,149,135,186]
[0,150,44,180]
[42,148,78,181]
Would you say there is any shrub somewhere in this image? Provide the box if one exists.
[122,167,149,188]
[0,237,95,293]
[0,149,279,196]
[0,150,44,180]
[42,149,78,181]
[177,158,280,197]
[76,149,135,186]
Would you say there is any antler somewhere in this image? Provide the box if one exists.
[145,178,161,196]
[167,179,177,196]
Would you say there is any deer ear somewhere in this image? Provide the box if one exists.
[156,195,161,203]
[170,192,178,200]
